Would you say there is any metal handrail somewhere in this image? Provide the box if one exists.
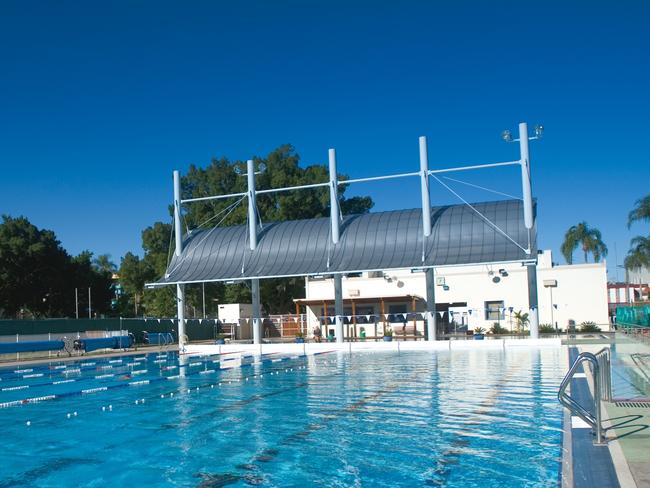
[594,348,612,402]
[558,348,611,445]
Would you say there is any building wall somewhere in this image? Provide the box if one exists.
[304,250,610,334]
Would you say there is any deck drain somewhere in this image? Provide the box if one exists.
[614,401,650,408]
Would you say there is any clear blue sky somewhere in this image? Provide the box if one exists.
[1,1,648,280]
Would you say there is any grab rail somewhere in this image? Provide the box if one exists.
[558,347,612,445]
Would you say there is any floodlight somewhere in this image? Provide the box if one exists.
[501,130,513,142]
[234,166,242,175]
[258,163,267,172]
[534,125,544,138]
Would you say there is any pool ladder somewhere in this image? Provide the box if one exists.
[558,348,612,445]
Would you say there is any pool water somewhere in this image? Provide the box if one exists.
[0,348,566,487]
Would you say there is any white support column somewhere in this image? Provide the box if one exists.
[328,149,340,244]
[519,123,539,339]
[247,159,257,251]
[425,268,437,341]
[419,136,432,238]
[252,279,261,344]
[246,159,262,344]
[518,122,534,231]
[173,170,186,349]
[334,274,344,343]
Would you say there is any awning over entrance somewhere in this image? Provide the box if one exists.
[152,199,535,286]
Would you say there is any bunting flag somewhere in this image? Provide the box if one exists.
[366,314,372,322]
[346,315,352,322]
[157,319,161,323]
[437,311,445,319]
[293,317,299,322]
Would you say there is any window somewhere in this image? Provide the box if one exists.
[485,301,504,321]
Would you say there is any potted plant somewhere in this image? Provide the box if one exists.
[473,327,485,340]
[215,334,227,345]
[383,327,394,342]
[295,332,305,343]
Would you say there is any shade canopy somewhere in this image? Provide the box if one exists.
[151,199,535,286]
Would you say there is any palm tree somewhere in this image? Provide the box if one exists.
[627,195,650,228]
[624,236,650,272]
[513,311,530,333]
[93,254,117,274]
[560,222,608,264]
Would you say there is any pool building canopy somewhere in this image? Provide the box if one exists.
[150,123,542,346]
[154,199,535,285]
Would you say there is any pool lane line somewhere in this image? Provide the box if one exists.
[15,357,322,431]
[5,351,328,412]
[0,351,268,392]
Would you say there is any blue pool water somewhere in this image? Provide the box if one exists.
[0,348,566,487]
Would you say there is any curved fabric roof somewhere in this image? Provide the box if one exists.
[153,199,535,286]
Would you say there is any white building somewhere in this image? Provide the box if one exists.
[297,250,609,339]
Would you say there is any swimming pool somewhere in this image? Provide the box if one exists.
[0,348,566,487]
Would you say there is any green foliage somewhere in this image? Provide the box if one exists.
[560,222,608,264]
[627,195,650,229]
[513,310,530,333]
[579,321,601,333]
[539,324,556,333]
[624,236,650,272]
[473,327,486,334]
[124,145,375,317]
[0,216,113,318]
[489,322,508,334]
[383,327,393,337]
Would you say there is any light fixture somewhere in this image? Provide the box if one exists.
[501,130,513,142]
[234,166,243,175]
[534,125,544,138]
[258,162,267,172]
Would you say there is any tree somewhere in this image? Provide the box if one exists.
[130,145,376,316]
[560,222,608,264]
[93,254,117,274]
[627,195,650,228]
[0,216,69,317]
[513,310,530,333]
[624,236,650,272]
[0,216,113,318]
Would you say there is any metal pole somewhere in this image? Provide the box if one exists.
[518,122,534,231]
[527,264,539,339]
[202,283,206,319]
[173,170,186,349]
[328,149,340,244]
[246,159,262,345]
[88,287,91,319]
[425,269,437,340]
[519,123,539,339]
[334,274,344,343]
[550,287,555,332]
[247,159,257,250]
[419,136,432,238]
[252,279,261,344]
[75,288,79,319]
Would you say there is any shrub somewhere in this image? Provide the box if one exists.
[539,324,556,333]
[473,327,486,335]
[490,322,509,334]
[580,321,601,333]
